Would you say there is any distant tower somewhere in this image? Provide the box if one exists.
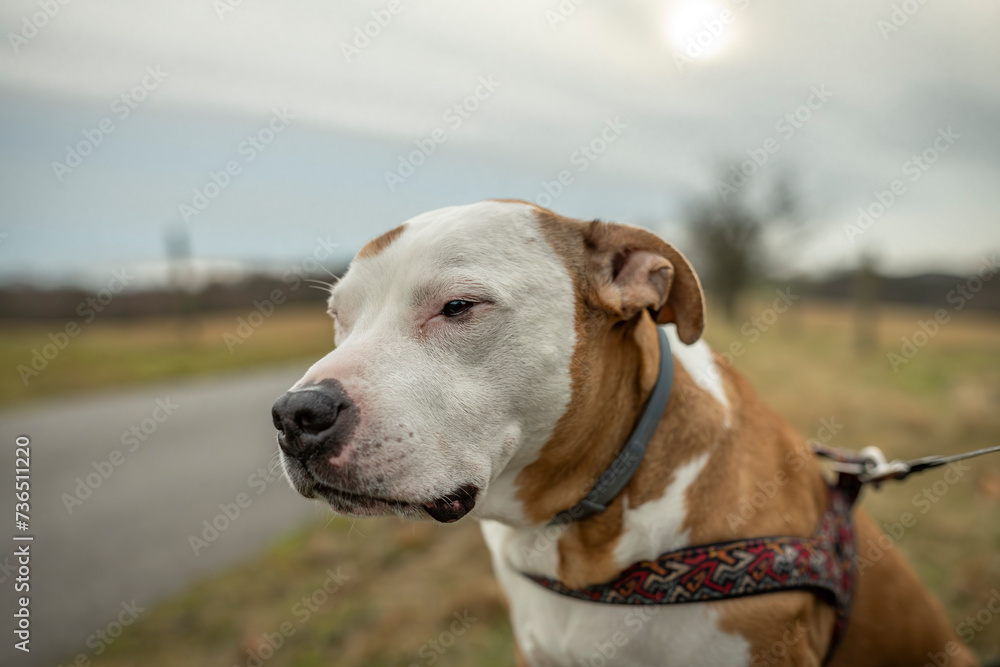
[165,224,191,290]
[164,224,199,342]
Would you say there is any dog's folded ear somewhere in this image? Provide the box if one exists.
[585,221,705,344]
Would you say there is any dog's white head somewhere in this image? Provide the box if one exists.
[272,200,703,525]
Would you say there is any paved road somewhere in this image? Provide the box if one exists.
[0,365,321,667]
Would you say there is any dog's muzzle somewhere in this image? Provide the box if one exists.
[271,379,479,523]
[271,380,358,463]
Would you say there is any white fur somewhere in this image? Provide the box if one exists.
[482,514,752,667]
[665,324,731,426]
[289,200,576,523]
[612,451,710,564]
[289,201,749,664]
[479,337,750,666]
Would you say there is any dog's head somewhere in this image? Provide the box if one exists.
[272,200,704,524]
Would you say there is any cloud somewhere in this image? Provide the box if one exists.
[1,0,998,284]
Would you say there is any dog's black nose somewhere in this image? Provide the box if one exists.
[271,381,357,460]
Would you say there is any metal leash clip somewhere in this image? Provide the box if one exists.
[813,442,1000,487]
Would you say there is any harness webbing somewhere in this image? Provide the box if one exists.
[527,476,860,663]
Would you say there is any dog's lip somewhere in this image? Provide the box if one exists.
[422,484,479,523]
[312,482,413,510]
[286,454,479,520]
[305,475,478,522]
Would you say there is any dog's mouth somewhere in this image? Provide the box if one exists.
[419,485,480,523]
[288,460,480,523]
[312,483,479,523]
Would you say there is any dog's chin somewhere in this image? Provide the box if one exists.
[283,462,480,523]
[310,484,427,520]
[310,483,480,523]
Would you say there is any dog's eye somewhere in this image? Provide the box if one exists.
[441,300,475,317]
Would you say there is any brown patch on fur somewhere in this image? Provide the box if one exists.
[516,208,712,586]
[356,224,406,260]
[820,510,977,666]
[517,205,972,664]
[705,367,975,664]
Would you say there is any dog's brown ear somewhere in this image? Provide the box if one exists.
[585,221,705,343]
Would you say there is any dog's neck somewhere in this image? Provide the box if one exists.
[513,314,667,522]
[481,315,830,588]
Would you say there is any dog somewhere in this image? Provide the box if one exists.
[271,200,977,666]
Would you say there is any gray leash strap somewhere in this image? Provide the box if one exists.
[813,442,1000,486]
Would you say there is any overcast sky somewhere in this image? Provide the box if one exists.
[0,0,998,287]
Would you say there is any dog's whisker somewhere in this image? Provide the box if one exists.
[305,278,335,292]
[317,264,341,282]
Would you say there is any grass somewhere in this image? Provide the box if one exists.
[99,519,513,667]
[28,298,1000,665]
[0,305,336,406]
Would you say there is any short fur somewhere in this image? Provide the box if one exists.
[279,200,977,667]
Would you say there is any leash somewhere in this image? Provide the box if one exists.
[814,442,1000,486]
[522,324,1000,664]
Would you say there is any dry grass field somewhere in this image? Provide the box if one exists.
[9,297,997,666]
[0,306,336,406]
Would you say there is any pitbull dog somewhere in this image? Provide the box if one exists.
[271,200,976,666]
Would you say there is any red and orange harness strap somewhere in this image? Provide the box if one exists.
[525,475,861,664]
[523,325,999,664]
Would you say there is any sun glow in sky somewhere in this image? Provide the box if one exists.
[666,0,738,61]
[1,0,999,285]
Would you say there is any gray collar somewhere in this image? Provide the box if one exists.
[551,326,674,525]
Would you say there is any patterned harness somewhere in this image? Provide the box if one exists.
[520,326,862,663]
[519,324,998,663]
[526,476,861,663]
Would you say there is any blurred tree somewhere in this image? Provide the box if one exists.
[685,171,802,321]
